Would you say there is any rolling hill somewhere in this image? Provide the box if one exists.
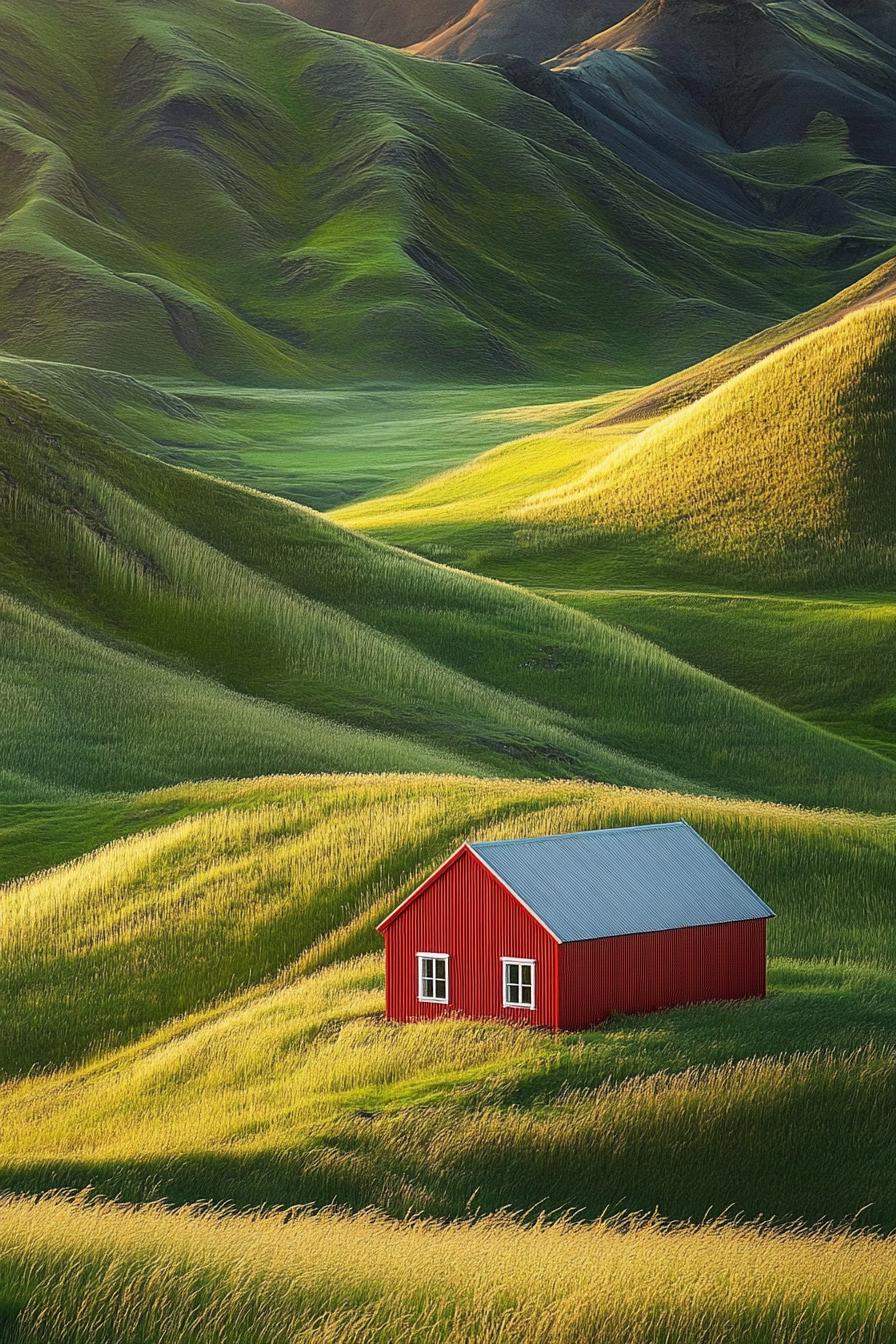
[0,0,893,389]
[478,0,896,253]
[5,378,895,807]
[0,0,894,1340]
[517,299,896,586]
[338,292,896,590]
[0,772,892,1218]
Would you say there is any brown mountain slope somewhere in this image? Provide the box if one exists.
[410,0,638,62]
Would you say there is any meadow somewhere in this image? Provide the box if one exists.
[0,0,894,1334]
[0,772,892,1232]
[5,378,895,808]
[2,1194,895,1344]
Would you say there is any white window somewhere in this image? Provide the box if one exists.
[502,957,536,1009]
[417,953,449,1003]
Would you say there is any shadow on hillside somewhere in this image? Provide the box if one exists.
[0,962,892,1233]
[492,958,896,1103]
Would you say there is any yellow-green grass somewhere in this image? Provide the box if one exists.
[0,771,891,1236]
[548,590,896,758]
[5,380,895,808]
[2,1195,896,1344]
[517,301,896,585]
[1,771,893,1074]
[337,298,896,591]
[0,594,473,800]
[144,381,614,511]
[0,947,892,1225]
[334,395,638,537]
[0,355,609,511]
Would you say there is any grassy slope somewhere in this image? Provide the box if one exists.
[514,301,896,588]
[333,286,896,758]
[336,296,896,589]
[550,590,896,759]
[1,1195,894,1344]
[5,379,895,807]
[0,772,893,1234]
[1,0,865,387]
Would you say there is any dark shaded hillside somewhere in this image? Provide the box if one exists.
[562,0,896,156]
[537,0,896,227]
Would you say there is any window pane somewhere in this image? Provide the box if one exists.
[420,956,448,1001]
[504,961,534,1007]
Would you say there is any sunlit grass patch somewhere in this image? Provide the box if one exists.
[0,1193,895,1343]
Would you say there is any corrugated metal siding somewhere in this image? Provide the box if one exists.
[470,822,774,942]
[383,849,559,1028]
[558,918,767,1030]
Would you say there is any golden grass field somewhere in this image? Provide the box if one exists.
[1,1193,895,1344]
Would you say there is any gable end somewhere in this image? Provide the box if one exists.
[376,843,561,941]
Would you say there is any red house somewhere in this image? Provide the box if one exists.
[378,822,774,1030]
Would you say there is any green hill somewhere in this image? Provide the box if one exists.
[0,0,892,387]
[517,300,896,587]
[4,379,896,808]
[339,295,896,589]
[0,772,892,1232]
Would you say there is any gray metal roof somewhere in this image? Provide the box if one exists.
[468,821,774,943]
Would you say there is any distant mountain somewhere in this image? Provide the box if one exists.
[558,0,896,158]
[4,0,885,387]
[263,0,637,58]
[409,0,638,62]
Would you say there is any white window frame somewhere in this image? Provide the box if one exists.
[502,957,536,1010]
[417,952,449,1004]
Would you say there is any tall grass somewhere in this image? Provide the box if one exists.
[4,378,895,808]
[0,1193,894,1344]
[518,301,896,588]
[0,593,468,795]
[339,298,896,593]
[0,771,892,1094]
[0,950,891,1227]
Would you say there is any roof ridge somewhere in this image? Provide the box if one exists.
[470,821,687,848]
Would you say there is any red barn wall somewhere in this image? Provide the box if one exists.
[558,918,767,1030]
[382,849,559,1027]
